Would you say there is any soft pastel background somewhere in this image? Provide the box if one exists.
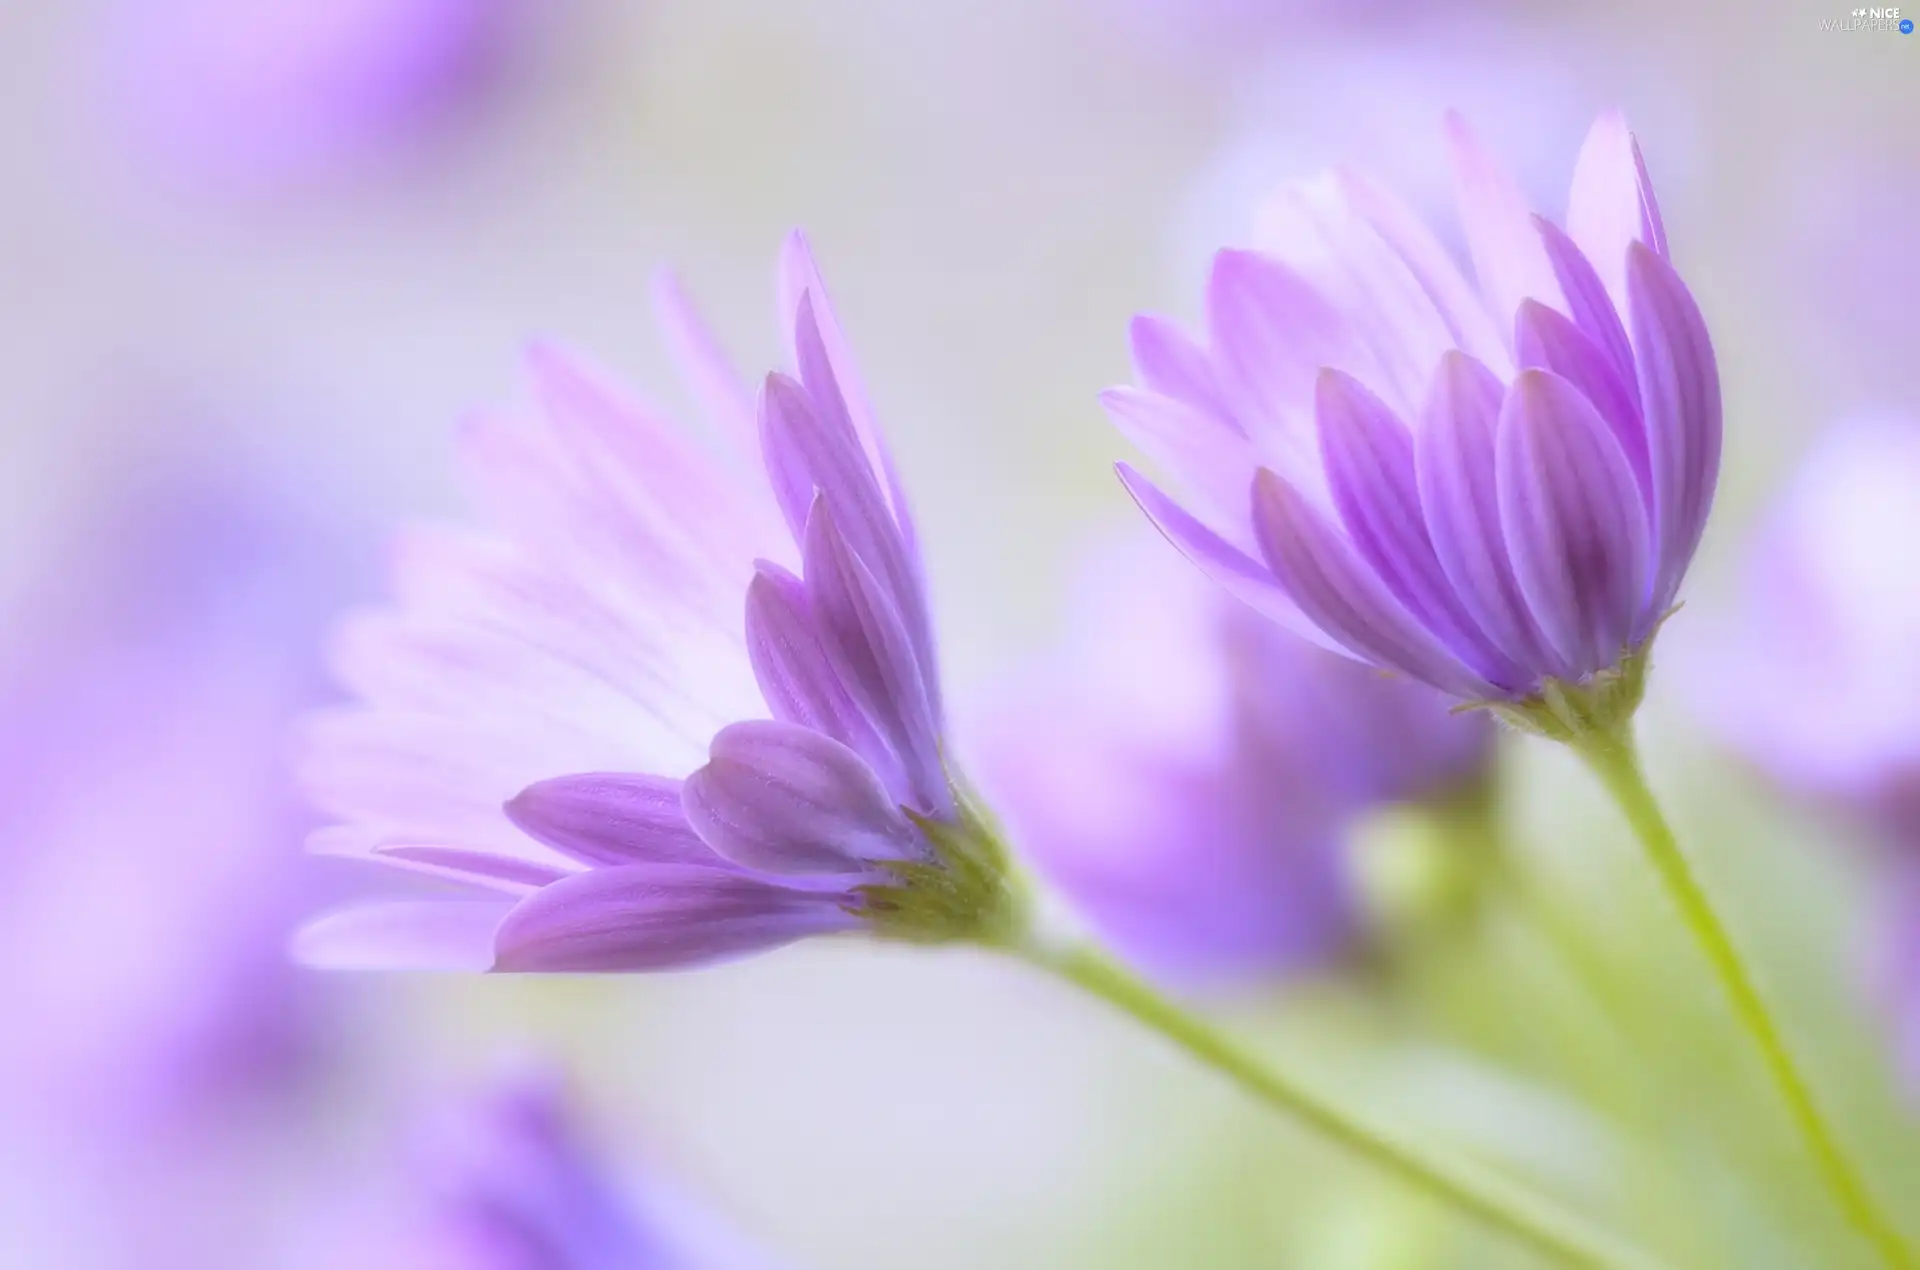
[1,1,1916,1267]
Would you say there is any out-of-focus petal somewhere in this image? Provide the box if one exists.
[294,901,510,971]
[1445,110,1564,336]
[1497,370,1652,676]
[651,268,758,456]
[1129,313,1238,426]
[1102,385,1262,535]
[1205,248,1350,485]
[1334,165,1510,376]
[1255,177,1455,416]
[1567,110,1669,321]
[491,865,857,973]
[1117,462,1339,652]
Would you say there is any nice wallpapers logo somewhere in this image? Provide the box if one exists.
[1821,6,1915,31]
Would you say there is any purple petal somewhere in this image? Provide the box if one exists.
[492,864,858,973]
[1129,314,1237,426]
[1533,215,1637,389]
[376,846,571,891]
[504,773,723,869]
[758,368,937,711]
[1567,111,1668,321]
[1513,297,1651,503]
[1115,462,1340,653]
[1251,466,1495,699]
[1101,386,1261,534]
[744,564,898,781]
[776,230,922,570]
[1445,111,1563,334]
[1627,243,1722,616]
[1255,177,1454,414]
[1416,352,1567,681]
[294,901,511,971]
[1497,369,1652,676]
[1335,166,1509,375]
[1205,248,1347,481]
[1315,370,1520,687]
[801,499,949,816]
[682,719,920,875]
[651,268,757,455]
[791,299,940,715]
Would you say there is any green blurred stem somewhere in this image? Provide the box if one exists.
[1020,938,1660,1269]
[1571,725,1916,1270]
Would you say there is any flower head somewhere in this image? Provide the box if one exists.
[299,234,1019,974]
[973,528,1493,988]
[1696,415,1920,835]
[1110,111,1720,737]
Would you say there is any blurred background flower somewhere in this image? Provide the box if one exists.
[971,526,1492,990]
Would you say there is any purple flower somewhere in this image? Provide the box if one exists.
[299,234,1019,975]
[0,470,332,1143]
[110,0,524,188]
[1694,415,1920,837]
[972,528,1492,988]
[1109,112,1721,734]
[295,1072,778,1270]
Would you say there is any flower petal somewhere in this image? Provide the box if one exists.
[1255,176,1455,416]
[776,230,920,564]
[1416,352,1566,681]
[650,268,757,456]
[1335,166,1510,376]
[1445,111,1563,336]
[802,499,949,815]
[744,563,898,782]
[504,773,724,869]
[492,865,858,973]
[1101,385,1261,537]
[1533,215,1636,389]
[1129,313,1237,426]
[1251,466,1495,699]
[1567,111,1668,322]
[1205,248,1348,486]
[1627,243,1722,617]
[683,719,920,876]
[1316,370,1521,688]
[375,846,571,891]
[294,901,511,971]
[1497,369,1652,676]
[1513,297,1650,503]
[759,366,936,709]
[791,299,940,712]
[1115,462,1340,653]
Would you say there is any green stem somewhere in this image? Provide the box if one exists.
[1571,726,1915,1270]
[1020,938,1662,1270]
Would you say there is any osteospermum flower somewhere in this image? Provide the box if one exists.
[298,234,1019,974]
[1110,111,1720,736]
[973,528,1492,988]
[1697,415,1920,833]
